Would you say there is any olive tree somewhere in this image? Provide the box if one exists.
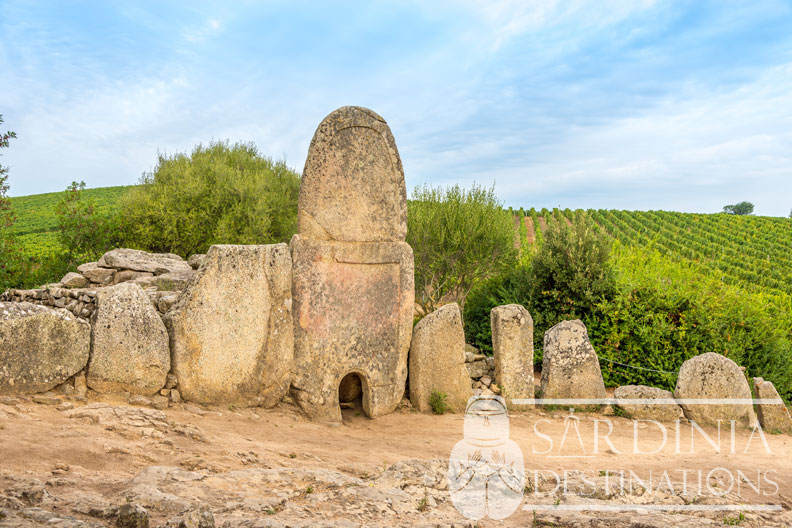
[407,183,516,314]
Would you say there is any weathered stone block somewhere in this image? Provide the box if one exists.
[99,248,192,274]
[409,303,472,413]
[674,352,757,428]
[87,283,170,395]
[0,302,90,394]
[614,385,683,422]
[167,244,293,406]
[291,235,413,421]
[61,272,89,288]
[541,320,606,404]
[752,377,791,433]
[491,304,534,410]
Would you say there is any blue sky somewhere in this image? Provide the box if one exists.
[1,1,791,216]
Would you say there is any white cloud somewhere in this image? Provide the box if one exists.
[479,62,792,215]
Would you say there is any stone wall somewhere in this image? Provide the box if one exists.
[0,248,205,319]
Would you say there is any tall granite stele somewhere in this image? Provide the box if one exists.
[290,106,415,423]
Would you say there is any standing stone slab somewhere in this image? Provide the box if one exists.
[167,244,293,407]
[290,106,414,423]
[409,303,472,413]
[0,302,90,394]
[752,377,792,433]
[87,283,170,395]
[614,385,683,422]
[674,353,757,428]
[491,304,534,410]
[541,320,606,404]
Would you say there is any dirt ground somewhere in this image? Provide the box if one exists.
[1,393,791,527]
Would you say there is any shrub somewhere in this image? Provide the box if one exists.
[118,141,300,257]
[587,245,792,400]
[55,181,121,268]
[464,211,615,365]
[429,390,449,415]
[407,183,516,314]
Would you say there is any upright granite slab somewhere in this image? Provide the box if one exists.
[752,377,791,433]
[290,106,415,423]
[87,283,170,395]
[540,320,606,405]
[491,304,534,410]
[166,244,293,407]
[674,352,757,428]
[409,303,472,413]
[0,302,90,394]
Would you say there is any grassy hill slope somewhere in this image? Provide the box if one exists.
[518,207,792,299]
[9,186,133,257]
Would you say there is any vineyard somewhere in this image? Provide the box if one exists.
[514,207,792,299]
[8,185,132,258]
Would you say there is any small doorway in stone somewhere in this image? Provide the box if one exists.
[339,372,365,422]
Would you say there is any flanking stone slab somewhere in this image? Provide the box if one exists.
[753,377,792,433]
[674,352,757,428]
[87,283,170,395]
[491,304,534,410]
[166,244,293,407]
[409,303,472,413]
[614,385,683,422]
[540,320,606,405]
[0,302,90,394]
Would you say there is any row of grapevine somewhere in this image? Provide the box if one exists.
[509,208,792,298]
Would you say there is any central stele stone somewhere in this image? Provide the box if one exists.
[290,106,415,423]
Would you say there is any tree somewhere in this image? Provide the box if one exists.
[407,183,517,314]
[55,181,119,268]
[723,201,754,215]
[118,141,300,257]
[0,114,20,289]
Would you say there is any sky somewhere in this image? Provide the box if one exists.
[1,0,791,216]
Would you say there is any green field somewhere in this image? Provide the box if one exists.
[517,207,792,299]
[8,185,133,258]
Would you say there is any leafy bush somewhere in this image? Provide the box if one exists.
[118,141,300,257]
[587,245,792,400]
[55,181,121,268]
[407,183,516,314]
[429,390,449,415]
[464,211,615,365]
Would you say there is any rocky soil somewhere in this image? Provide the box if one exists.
[1,394,790,527]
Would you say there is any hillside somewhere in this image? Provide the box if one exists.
[8,185,133,257]
[8,187,791,299]
[517,208,792,299]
